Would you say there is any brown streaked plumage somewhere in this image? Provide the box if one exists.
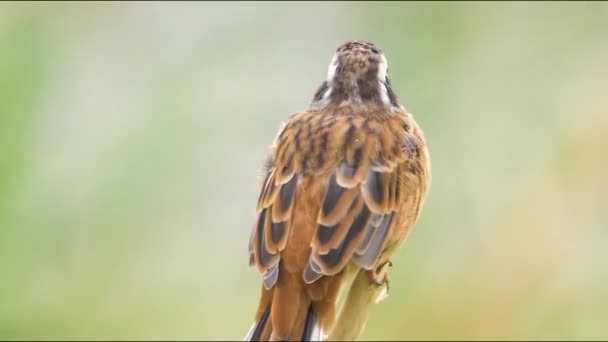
[244,40,431,341]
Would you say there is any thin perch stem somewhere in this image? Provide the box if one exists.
[328,268,386,341]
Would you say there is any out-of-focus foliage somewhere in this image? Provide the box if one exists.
[0,2,607,340]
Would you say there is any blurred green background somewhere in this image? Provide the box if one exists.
[1,1,607,340]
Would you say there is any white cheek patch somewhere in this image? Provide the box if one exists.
[326,53,339,81]
[376,54,395,108]
[322,86,332,100]
[379,81,390,105]
[377,54,388,81]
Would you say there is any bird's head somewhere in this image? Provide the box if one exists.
[311,41,400,110]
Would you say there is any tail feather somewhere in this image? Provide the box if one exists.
[244,306,271,341]
[301,305,325,341]
[301,305,315,340]
[244,304,325,341]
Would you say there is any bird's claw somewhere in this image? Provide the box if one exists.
[367,260,392,284]
[367,260,392,303]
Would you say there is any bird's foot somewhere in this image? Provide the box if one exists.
[367,261,392,303]
[367,260,392,286]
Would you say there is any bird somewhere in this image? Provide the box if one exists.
[244,40,431,341]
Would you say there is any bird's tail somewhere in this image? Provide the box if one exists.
[243,285,325,341]
[243,304,270,341]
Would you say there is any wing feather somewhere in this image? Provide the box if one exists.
[250,111,414,288]
[317,174,359,226]
[253,167,298,286]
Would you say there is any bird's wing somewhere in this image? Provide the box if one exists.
[249,110,413,288]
